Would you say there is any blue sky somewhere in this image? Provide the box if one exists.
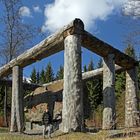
[0,0,140,78]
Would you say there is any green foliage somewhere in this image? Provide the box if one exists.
[39,69,46,84]
[87,59,94,71]
[84,59,103,119]
[124,44,135,58]
[36,71,40,84]
[45,62,54,83]
[97,58,103,68]
[83,65,87,72]
[56,65,64,80]
[115,72,126,98]
[30,67,37,84]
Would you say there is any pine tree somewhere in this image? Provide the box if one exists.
[30,67,37,84]
[85,59,103,117]
[125,44,135,58]
[39,69,46,84]
[36,71,40,84]
[97,58,103,68]
[56,65,64,80]
[88,59,94,71]
[45,62,54,83]
[83,65,87,72]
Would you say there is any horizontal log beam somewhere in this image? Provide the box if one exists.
[0,19,84,78]
[24,65,123,108]
[0,18,137,78]
[42,65,123,88]
[82,31,138,69]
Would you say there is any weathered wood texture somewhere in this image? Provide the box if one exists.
[125,67,140,127]
[24,65,123,108]
[61,35,83,133]
[0,19,84,77]
[0,19,137,78]
[102,54,116,130]
[82,31,138,69]
[10,66,24,132]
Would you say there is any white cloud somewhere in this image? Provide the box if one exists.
[19,6,32,17]
[42,0,127,33]
[123,0,140,18]
[33,5,41,13]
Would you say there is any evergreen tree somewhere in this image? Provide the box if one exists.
[45,62,54,83]
[84,59,103,119]
[56,65,64,80]
[83,65,87,72]
[39,69,46,84]
[97,58,103,68]
[88,59,94,71]
[30,67,37,84]
[36,71,40,84]
[125,44,135,58]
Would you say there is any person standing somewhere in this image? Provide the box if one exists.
[42,107,53,138]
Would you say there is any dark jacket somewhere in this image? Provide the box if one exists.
[42,111,52,125]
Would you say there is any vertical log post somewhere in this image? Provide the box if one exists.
[125,67,140,127]
[10,65,24,132]
[61,34,83,133]
[102,54,116,130]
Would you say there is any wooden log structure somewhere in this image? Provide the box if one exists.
[24,65,123,108]
[61,35,83,132]
[102,54,116,130]
[82,31,138,69]
[0,18,139,133]
[0,19,137,78]
[125,67,140,127]
[0,19,84,78]
[10,66,24,132]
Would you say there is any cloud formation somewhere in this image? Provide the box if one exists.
[42,0,127,33]
[19,6,31,17]
[123,0,140,18]
[33,5,41,13]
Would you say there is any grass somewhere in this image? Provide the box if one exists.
[0,127,140,140]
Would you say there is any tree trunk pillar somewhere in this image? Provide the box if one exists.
[125,67,140,127]
[102,54,116,130]
[10,66,24,132]
[61,35,83,133]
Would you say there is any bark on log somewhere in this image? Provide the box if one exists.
[102,54,116,130]
[24,66,123,109]
[0,18,137,78]
[61,35,83,133]
[125,67,140,127]
[10,66,24,132]
[0,19,84,78]
[82,31,138,69]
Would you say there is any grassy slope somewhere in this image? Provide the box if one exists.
[0,127,140,140]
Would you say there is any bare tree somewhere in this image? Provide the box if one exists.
[0,0,35,64]
[121,0,140,60]
[0,0,37,127]
[123,0,140,18]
